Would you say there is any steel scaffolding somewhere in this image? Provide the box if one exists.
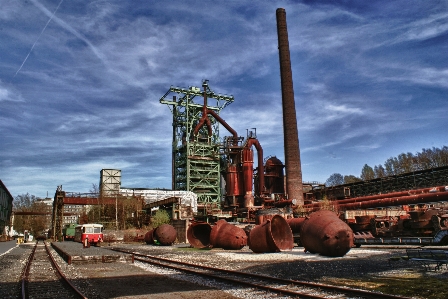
[160,80,234,217]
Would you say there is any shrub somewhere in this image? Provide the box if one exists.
[151,209,170,228]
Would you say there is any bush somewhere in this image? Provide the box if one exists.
[151,209,170,228]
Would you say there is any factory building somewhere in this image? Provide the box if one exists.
[0,180,13,237]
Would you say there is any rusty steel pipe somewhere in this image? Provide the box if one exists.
[187,221,212,248]
[304,186,448,210]
[209,219,247,250]
[273,199,294,208]
[193,82,213,137]
[249,215,294,253]
[242,138,265,207]
[154,224,177,246]
[300,210,354,257]
[276,8,304,206]
[242,146,255,207]
[208,109,238,145]
[338,191,448,210]
[192,85,239,144]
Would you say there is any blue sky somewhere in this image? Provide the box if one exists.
[1,0,447,198]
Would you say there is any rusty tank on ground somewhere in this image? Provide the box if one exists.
[144,229,155,245]
[187,221,212,249]
[300,210,354,257]
[210,219,247,250]
[187,220,247,250]
[153,224,177,245]
[248,214,294,253]
[145,224,177,246]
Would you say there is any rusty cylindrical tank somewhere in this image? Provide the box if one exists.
[187,221,212,248]
[300,210,354,257]
[154,224,177,246]
[264,156,285,194]
[249,215,294,253]
[209,219,247,250]
[242,147,255,207]
[144,229,155,245]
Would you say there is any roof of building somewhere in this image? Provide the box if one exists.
[0,180,14,202]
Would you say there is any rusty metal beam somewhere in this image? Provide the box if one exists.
[63,197,117,205]
[14,211,75,216]
[145,197,178,209]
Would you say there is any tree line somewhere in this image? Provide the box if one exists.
[326,146,448,187]
[12,193,50,237]
[11,184,146,236]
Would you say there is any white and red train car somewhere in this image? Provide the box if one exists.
[74,223,103,244]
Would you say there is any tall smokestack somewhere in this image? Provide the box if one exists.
[276,8,304,206]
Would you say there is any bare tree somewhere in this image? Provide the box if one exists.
[326,173,344,186]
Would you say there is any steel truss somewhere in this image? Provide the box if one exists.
[321,166,448,200]
[160,80,234,215]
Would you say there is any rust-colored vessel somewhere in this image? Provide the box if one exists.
[249,215,294,253]
[286,217,305,234]
[144,229,155,245]
[187,221,212,248]
[209,219,247,250]
[154,224,177,246]
[300,210,354,257]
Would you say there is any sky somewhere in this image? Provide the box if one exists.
[1,0,447,198]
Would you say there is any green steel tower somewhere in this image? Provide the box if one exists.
[160,80,234,218]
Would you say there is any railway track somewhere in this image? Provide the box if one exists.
[111,248,412,299]
[21,241,87,299]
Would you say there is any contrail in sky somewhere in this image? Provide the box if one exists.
[13,0,64,78]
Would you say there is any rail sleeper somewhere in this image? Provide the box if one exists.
[405,249,448,271]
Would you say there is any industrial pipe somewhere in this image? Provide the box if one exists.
[192,82,239,144]
[193,81,213,137]
[304,186,448,210]
[208,109,238,144]
[242,138,265,207]
[338,191,448,210]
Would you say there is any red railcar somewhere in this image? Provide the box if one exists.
[74,223,103,244]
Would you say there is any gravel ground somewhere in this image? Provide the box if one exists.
[49,242,242,299]
[108,243,448,298]
[2,241,448,299]
[0,242,33,299]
